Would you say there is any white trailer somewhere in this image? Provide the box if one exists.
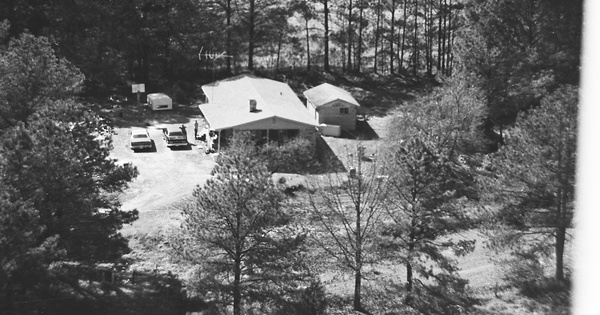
[318,123,342,137]
[147,93,172,111]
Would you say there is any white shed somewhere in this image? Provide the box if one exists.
[303,83,360,131]
[147,93,172,111]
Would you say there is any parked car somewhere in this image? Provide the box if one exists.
[130,129,153,151]
[163,128,188,147]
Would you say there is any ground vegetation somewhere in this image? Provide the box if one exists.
[0,0,582,312]
[174,133,315,315]
[478,85,577,292]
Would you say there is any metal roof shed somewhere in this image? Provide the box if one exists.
[303,83,360,131]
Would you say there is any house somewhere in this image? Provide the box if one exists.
[199,75,318,150]
[303,83,360,131]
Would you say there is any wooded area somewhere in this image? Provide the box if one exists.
[0,0,578,89]
[0,0,583,314]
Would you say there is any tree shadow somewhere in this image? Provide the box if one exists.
[257,69,420,118]
[16,265,210,315]
[321,71,417,118]
[97,103,203,129]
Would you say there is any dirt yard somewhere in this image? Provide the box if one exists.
[104,101,566,314]
[107,103,505,286]
[90,69,573,313]
[106,103,216,237]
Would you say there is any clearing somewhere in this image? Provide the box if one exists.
[102,74,568,314]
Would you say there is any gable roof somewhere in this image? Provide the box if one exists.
[303,83,360,108]
[200,75,317,131]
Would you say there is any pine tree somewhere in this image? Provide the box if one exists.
[0,33,84,129]
[0,32,138,310]
[308,144,389,314]
[0,104,139,263]
[383,138,475,313]
[176,134,309,315]
[480,85,577,283]
[383,74,484,312]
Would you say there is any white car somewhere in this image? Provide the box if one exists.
[130,129,153,151]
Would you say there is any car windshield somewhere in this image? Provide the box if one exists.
[133,134,148,138]
[169,131,184,136]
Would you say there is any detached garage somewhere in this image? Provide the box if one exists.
[147,93,172,111]
[303,83,360,131]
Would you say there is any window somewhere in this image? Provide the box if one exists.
[339,107,349,114]
[285,129,299,139]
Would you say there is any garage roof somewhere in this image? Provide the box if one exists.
[200,75,317,131]
[303,83,360,108]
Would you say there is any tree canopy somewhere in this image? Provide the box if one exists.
[480,84,577,283]
[0,33,84,129]
[308,145,389,314]
[176,133,311,315]
[0,30,138,312]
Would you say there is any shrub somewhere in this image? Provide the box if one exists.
[503,253,571,299]
[504,254,546,297]
[260,137,321,174]
[408,276,477,315]
[276,280,328,315]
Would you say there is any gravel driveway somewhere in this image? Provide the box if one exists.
[107,105,216,236]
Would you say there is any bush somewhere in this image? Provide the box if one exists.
[504,254,546,297]
[260,137,321,174]
[276,280,328,315]
[503,253,571,299]
[408,276,477,315]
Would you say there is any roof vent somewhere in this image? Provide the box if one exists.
[249,99,257,112]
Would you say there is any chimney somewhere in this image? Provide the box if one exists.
[249,99,257,112]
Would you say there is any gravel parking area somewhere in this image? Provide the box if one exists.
[105,103,216,236]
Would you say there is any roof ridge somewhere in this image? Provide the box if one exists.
[246,76,271,113]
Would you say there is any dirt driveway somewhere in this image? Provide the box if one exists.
[107,104,216,236]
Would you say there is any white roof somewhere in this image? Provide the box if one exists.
[147,93,171,100]
[200,75,317,131]
[131,128,148,135]
[303,83,360,107]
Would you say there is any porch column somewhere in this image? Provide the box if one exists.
[218,130,222,151]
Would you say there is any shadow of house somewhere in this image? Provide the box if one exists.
[339,119,380,140]
[316,135,346,172]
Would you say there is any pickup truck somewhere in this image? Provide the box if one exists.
[163,128,188,147]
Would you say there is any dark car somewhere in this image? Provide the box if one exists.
[163,128,188,147]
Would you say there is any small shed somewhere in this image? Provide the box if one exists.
[303,83,360,131]
[147,93,172,111]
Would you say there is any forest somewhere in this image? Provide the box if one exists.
[0,0,582,314]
